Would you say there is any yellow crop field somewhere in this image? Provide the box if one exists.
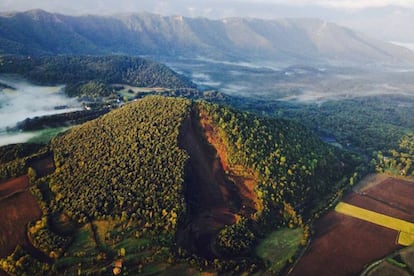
[397,232,414,246]
[335,202,414,246]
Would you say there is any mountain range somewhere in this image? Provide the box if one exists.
[1,9,414,64]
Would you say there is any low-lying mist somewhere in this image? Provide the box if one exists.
[0,75,81,130]
[166,58,414,103]
[0,74,82,145]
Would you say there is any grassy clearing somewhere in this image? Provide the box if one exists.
[55,223,101,273]
[255,227,303,274]
[27,127,69,144]
[115,85,169,100]
[92,219,176,274]
[335,202,414,240]
[93,219,152,253]
[54,219,175,274]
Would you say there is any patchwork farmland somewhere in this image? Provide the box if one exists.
[335,202,414,245]
[290,174,414,276]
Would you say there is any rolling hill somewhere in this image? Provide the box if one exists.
[0,96,362,274]
[0,55,196,98]
[1,9,414,64]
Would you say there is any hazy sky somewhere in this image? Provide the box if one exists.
[1,0,414,17]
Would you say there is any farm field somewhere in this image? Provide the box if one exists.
[291,174,414,275]
[0,176,42,258]
[362,244,414,275]
[335,202,414,245]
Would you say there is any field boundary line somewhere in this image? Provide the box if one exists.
[335,202,414,244]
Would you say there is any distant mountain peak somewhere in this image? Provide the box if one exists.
[0,10,413,65]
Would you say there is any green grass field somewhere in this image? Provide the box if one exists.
[27,127,69,144]
[116,85,169,100]
[255,227,303,274]
[55,223,103,274]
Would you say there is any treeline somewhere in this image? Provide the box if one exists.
[220,95,414,155]
[274,96,414,153]
[28,216,72,259]
[0,246,52,275]
[376,133,414,176]
[0,55,196,98]
[196,101,365,260]
[16,108,110,131]
[49,97,191,240]
[0,144,48,181]
[0,143,44,164]
[198,102,362,225]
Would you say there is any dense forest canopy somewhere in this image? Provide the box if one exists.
[0,96,365,274]
[0,55,195,98]
[376,133,414,176]
[50,96,191,234]
[198,102,363,222]
[225,95,414,155]
[48,97,361,228]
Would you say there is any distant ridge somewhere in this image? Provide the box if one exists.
[1,9,414,64]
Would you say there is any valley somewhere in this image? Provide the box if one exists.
[1,5,414,275]
[0,74,82,146]
[0,54,413,275]
[165,57,414,102]
[0,96,361,274]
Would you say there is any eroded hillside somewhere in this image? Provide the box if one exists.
[0,96,363,274]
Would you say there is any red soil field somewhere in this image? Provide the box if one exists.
[0,187,42,257]
[344,193,414,222]
[291,212,400,276]
[350,177,414,222]
[290,176,414,276]
[0,175,29,200]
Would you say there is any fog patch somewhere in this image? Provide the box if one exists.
[0,75,82,131]
[389,41,414,51]
[0,131,39,146]
[0,74,82,146]
[191,72,222,88]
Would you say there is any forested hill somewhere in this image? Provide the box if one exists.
[0,96,358,274]
[48,97,359,227]
[1,9,414,64]
[0,55,195,97]
[0,96,364,274]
